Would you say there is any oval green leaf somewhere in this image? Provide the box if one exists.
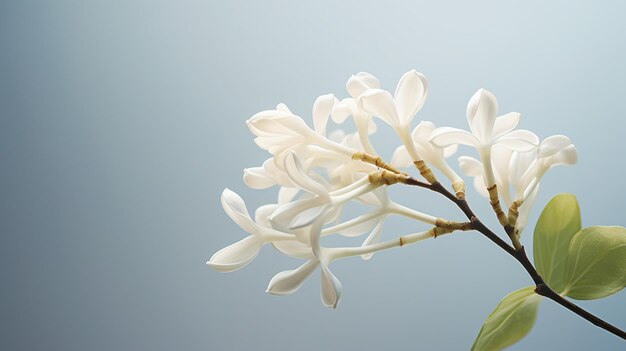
[562,226,626,300]
[533,193,581,293]
[471,287,542,351]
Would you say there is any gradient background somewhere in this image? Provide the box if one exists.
[1,1,625,350]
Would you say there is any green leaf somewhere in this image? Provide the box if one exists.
[562,226,626,300]
[533,193,581,293]
[471,287,542,351]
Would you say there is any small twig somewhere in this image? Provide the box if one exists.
[403,178,626,339]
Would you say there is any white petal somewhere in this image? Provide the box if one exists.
[412,121,436,141]
[266,260,319,295]
[515,184,539,234]
[254,135,297,154]
[221,189,256,234]
[249,112,311,139]
[283,153,328,197]
[360,218,386,260]
[324,205,343,225]
[246,110,293,135]
[472,175,489,198]
[429,127,478,148]
[538,135,572,158]
[510,151,536,185]
[308,208,330,258]
[467,89,498,143]
[358,89,400,126]
[269,197,321,232]
[206,236,262,272]
[275,114,313,137]
[255,204,278,227]
[263,158,293,188]
[290,205,327,229]
[272,239,312,258]
[497,130,539,151]
[442,144,458,158]
[340,132,362,151]
[458,156,483,177]
[491,146,513,184]
[367,118,378,134]
[492,112,520,139]
[394,70,428,125]
[330,98,354,124]
[312,94,335,136]
[276,103,292,113]
[390,145,412,168]
[346,72,379,98]
[320,265,343,309]
[243,167,275,189]
[328,129,346,143]
[278,186,299,204]
[355,72,380,88]
[550,145,578,166]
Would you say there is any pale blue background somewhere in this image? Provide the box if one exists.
[1,1,625,350]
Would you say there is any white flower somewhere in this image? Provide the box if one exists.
[514,185,539,234]
[357,70,429,162]
[210,69,580,310]
[243,100,377,191]
[391,121,460,183]
[312,93,338,137]
[330,72,381,155]
[206,189,293,272]
[266,211,343,309]
[357,70,427,129]
[346,72,381,97]
[458,145,521,206]
[247,103,354,162]
[458,135,577,235]
[268,152,380,231]
[519,135,578,199]
[430,88,538,187]
[243,157,293,189]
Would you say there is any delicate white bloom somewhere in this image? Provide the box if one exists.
[458,145,522,206]
[458,155,490,198]
[459,136,577,206]
[312,94,337,137]
[519,135,578,199]
[515,185,539,234]
[357,70,429,162]
[243,157,293,189]
[357,70,427,129]
[346,72,381,97]
[330,72,381,155]
[206,189,293,272]
[247,103,354,163]
[391,121,461,183]
[458,135,577,235]
[431,89,539,187]
[209,69,579,310]
[267,211,343,308]
[268,152,380,231]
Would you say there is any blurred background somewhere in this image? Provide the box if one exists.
[1,1,625,350]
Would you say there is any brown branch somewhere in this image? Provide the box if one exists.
[403,178,626,340]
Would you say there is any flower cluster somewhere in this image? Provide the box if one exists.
[207,70,577,308]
